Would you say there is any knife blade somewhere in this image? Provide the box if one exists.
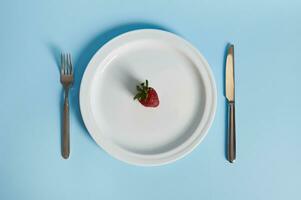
[225,44,236,163]
[226,45,235,102]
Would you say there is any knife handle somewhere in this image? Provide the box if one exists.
[227,101,236,163]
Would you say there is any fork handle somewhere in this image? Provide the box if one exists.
[62,90,70,159]
[227,101,236,163]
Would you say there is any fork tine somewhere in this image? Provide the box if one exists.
[61,53,64,74]
[63,53,67,75]
[65,54,68,75]
[64,53,68,74]
[64,54,68,74]
[68,53,72,75]
[70,54,73,74]
[65,53,68,75]
[71,54,73,74]
[66,53,69,75]
[66,54,69,75]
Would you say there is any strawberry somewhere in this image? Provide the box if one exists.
[134,80,159,107]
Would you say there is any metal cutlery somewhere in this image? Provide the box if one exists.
[60,53,74,159]
[225,44,236,163]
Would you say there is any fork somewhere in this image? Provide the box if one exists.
[60,53,74,159]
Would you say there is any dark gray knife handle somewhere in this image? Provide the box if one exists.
[228,101,236,163]
[62,91,70,159]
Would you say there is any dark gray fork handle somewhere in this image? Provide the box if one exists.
[227,101,236,163]
[62,89,70,159]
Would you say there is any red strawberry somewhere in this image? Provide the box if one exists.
[134,80,159,107]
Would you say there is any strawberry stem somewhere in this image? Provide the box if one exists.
[134,80,149,101]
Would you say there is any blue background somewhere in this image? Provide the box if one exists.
[1,0,300,199]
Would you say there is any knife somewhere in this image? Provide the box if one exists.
[225,44,236,163]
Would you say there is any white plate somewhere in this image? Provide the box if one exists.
[80,29,216,166]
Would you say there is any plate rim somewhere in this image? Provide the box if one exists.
[79,29,217,166]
